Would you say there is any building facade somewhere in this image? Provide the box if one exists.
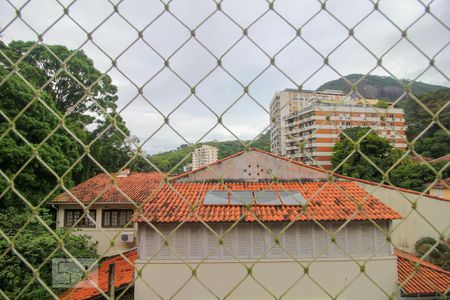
[283,102,407,169]
[270,89,346,156]
[51,171,163,257]
[134,149,402,299]
[192,145,219,170]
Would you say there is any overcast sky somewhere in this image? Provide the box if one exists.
[1,0,449,154]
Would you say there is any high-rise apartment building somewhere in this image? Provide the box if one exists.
[270,89,408,169]
[192,145,219,170]
[270,89,346,156]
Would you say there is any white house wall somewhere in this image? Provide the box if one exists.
[357,182,450,252]
[138,221,392,261]
[56,204,136,257]
[177,151,328,182]
[135,221,396,300]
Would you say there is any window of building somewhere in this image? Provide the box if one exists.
[102,209,134,228]
[64,209,96,227]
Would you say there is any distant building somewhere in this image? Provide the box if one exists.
[192,145,218,170]
[428,178,450,199]
[270,89,347,156]
[270,89,407,169]
[183,163,192,172]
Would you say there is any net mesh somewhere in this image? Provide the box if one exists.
[0,0,449,299]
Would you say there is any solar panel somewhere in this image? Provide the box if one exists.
[278,191,306,205]
[204,190,228,205]
[254,191,281,205]
[229,191,254,205]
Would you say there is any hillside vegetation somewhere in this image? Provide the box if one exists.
[144,131,270,173]
[318,74,445,100]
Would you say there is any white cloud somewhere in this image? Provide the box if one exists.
[1,0,449,154]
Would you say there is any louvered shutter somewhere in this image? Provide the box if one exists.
[329,222,345,257]
[374,221,391,256]
[158,224,172,259]
[251,223,266,258]
[173,226,187,259]
[283,223,298,258]
[189,223,202,259]
[298,222,313,258]
[267,223,284,258]
[222,224,235,259]
[205,223,221,259]
[345,222,359,256]
[313,224,329,258]
[359,222,374,256]
[236,223,250,259]
[143,224,158,259]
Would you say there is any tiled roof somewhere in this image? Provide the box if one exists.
[396,251,450,297]
[173,148,450,203]
[136,181,401,223]
[430,154,450,163]
[60,249,137,300]
[430,178,450,189]
[52,172,164,204]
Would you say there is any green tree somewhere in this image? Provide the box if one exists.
[389,160,437,192]
[415,237,450,270]
[3,41,118,126]
[331,127,399,182]
[0,68,82,207]
[415,129,450,159]
[0,207,98,299]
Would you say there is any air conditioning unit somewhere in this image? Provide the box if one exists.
[120,233,135,243]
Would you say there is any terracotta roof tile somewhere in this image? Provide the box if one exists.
[173,148,450,203]
[60,249,137,300]
[53,172,164,204]
[396,250,450,296]
[136,181,401,223]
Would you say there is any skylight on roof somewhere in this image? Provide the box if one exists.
[204,191,228,205]
[255,191,280,205]
[278,191,306,206]
[229,191,254,205]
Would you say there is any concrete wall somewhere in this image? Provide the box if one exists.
[56,204,136,257]
[178,151,328,182]
[134,257,398,300]
[357,183,450,252]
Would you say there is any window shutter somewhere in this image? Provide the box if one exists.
[345,222,359,256]
[267,223,283,258]
[313,224,329,258]
[359,222,374,256]
[298,222,312,258]
[283,224,298,258]
[251,223,266,258]
[143,224,158,259]
[374,221,391,256]
[236,223,250,259]
[158,224,172,259]
[173,226,187,259]
[189,224,202,259]
[205,224,221,259]
[222,224,234,259]
[329,222,345,257]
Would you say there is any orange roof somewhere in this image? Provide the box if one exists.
[396,251,450,297]
[53,172,164,204]
[136,181,401,223]
[430,154,450,163]
[173,148,450,203]
[60,249,137,300]
[430,178,450,189]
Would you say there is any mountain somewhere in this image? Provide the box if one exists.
[317,74,446,100]
[144,131,270,173]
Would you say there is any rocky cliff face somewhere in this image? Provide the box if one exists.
[318,74,446,100]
